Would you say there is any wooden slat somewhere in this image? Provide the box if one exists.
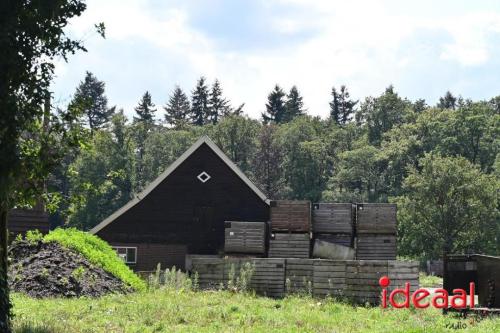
[224,221,266,254]
[270,200,311,232]
[355,203,397,234]
[312,203,353,234]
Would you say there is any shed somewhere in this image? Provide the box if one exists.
[8,204,49,241]
[444,254,500,308]
[90,136,270,271]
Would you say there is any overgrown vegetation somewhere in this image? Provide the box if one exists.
[42,228,145,291]
[419,273,443,288]
[11,290,500,332]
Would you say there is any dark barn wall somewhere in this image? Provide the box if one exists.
[97,143,269,270]
[7,208,50,241]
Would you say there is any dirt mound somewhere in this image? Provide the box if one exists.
[8,240,131,298]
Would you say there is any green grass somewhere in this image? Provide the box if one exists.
[419,272,443,288]
[43,228,146,291]
[11,290,500,333]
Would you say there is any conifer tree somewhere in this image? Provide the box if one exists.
[329,85,357,125]
[133,91,156,126]
[262,85,286,124]
[190,77,210,126]
[164,86,190,127]
[437,91,457,110]
[284,86,305,122]
[70,71,114,132]
[209,79,231,124]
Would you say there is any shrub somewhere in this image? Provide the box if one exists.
[25,229,43,245]
[43,228,146,291]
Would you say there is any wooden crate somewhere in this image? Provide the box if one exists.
[270,200,311,232]
[355,203,397,234]
[223,258,285,298]
[312,260,347,297]
[224,221,266,254]
[345,260,387,304]
[268,233,310,258]
[387,260,419,293]
[356,234,396,260]
[285,258,314,294]
[312,203,353,234]
[315,233,352,248]
[191,257,225,289]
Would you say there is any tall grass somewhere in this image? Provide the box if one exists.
[43,228,146,291]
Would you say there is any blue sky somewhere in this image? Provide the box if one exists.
[52,0,500,119]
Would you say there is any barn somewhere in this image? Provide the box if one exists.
[8,203,50,241]
[90,136,270,271]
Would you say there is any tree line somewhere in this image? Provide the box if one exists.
[47,71,500,263]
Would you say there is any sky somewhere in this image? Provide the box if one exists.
[52,0,500,120]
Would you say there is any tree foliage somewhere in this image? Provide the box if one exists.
[164,86,190,128]
[0,1,96,330]
[190,77,210,126]
[329,85,357,125]
[262,85,287,124]
[70,71,114,132]
[395,154,499,259]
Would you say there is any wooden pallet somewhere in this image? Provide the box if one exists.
[269,233,310,258]
[312,203,353,234]
[270,200,311,232]
[356,203,397,234]
[356,234,397,260]
[224,221,266,254]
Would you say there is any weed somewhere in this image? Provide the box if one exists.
[71,266,86,282]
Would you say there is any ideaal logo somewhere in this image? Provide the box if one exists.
[379,276,475,309]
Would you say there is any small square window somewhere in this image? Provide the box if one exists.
[197,171,211,183]
[112,246,137,264]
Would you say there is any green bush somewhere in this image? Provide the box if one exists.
[43,228,146,291]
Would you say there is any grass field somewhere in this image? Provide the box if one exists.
[12,289,500,333]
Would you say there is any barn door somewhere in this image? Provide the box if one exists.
[194,206,216,252]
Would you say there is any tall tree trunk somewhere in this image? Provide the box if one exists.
[0,207,11,332]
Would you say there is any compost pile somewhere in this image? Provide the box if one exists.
[8,239,130,298]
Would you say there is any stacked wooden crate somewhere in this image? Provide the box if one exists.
[345,260,419,304]
[224,221,266,255]
[312,260,347,297]
[269,200,311,258]
[312,203,353,259]
[285,258,313,293]
[355,204,397,260]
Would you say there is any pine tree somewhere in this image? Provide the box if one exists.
[262,85,286,124]
[132,92,156,185]
[209,79,231,124]
[190,77,210,126]
[70,71,114,132]
[133,91,156,126]
[437,91,457,110]
[284,86,305,122]
[164,86,190,127]
[329,85,357,125]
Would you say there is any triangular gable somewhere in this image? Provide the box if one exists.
[90,135,269,234]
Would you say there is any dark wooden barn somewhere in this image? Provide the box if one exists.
[91,136,270,271]
[7,202,50,241]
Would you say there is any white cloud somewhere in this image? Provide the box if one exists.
[53,0,500,119]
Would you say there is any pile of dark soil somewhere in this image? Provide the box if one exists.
[8,240,131,298]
